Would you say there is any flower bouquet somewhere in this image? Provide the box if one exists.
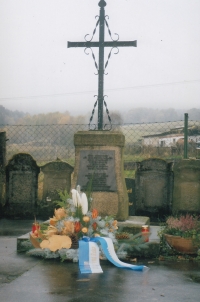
[28,187,118,262]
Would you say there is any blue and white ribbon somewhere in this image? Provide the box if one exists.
[79,236,148,274]
[79,239,103,274]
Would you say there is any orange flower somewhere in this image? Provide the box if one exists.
[92,209,98,219]
[74,221,81,233]
[50,218,57,226]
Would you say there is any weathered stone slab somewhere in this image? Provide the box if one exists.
[5,153,40,218]
[135,158,173,217]
[41,160,73,201]
[40,160,73,217]
[0,131,6,216]
[173,159,200,214]
[72,131,128,220]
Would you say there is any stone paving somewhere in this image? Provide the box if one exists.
[0,219,200,302]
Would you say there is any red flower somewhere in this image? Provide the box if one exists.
[32,223,40,237]
[74,221,81,233]
[92,209,98,219]
[92,222,97,230]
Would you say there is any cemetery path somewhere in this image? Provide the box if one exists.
[0,219,200,302]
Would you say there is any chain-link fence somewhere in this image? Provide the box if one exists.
[1,117,200,178]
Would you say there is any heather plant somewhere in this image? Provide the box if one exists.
[158,214,200,256]
[166,214,200,237]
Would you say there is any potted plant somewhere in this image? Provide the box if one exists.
[160,214,200,254]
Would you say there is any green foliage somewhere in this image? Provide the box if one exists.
[74,205,83,222]
[53,189,70,208]
[39,223,49,232]
[85,173,94,209]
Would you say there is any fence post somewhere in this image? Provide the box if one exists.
[184,113,188,159]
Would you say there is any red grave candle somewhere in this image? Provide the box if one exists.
[141,225,149,242]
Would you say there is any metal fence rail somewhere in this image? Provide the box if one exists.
[1,117,200,178]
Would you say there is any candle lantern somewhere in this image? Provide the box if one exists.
[141,225,149,242]
[32,222,40,236]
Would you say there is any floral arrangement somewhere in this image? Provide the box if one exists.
[163,214,200,239]
[28,187,119,261]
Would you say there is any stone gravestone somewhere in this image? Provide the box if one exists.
[173,159,200,214]
[5,153,40,218]
[40,159,73,216]
[135,159,173,219]
[0,131,6,217]
[72,131,128,221]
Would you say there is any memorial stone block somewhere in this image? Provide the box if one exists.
[41,159,73,205]
[173,159,200,214]
[135,159,173,218]
[5,153,40,217]
[72,131,128,220]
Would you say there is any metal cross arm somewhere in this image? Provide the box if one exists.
[67,0,137,130]
[68,41,137,48]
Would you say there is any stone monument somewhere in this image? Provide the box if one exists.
[68,1,137,220]
[135,159,173,218]
[72,131,128,220]
[173,159,200,214]
[5,153,40,218]
[41,159,73,214]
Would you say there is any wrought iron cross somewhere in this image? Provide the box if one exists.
[68,0,137,130]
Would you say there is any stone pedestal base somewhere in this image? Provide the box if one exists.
[72,131,128,220]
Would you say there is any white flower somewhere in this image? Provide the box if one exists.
[80,192,88,215]
[71,189,81,207]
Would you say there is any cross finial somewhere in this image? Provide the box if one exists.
[98,0,107,7]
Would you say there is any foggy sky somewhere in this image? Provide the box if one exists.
[0,0,200,115]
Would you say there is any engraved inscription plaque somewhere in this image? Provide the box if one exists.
[77,150,117,192]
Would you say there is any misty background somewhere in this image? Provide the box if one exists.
[0,0,200,118]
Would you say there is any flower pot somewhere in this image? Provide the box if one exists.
[164,234,198,254]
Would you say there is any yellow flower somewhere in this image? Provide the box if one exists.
[44,226,58,237]
[54,207,67,220]
[112,220,118,230]
[82,227,88,233]
[40,235,72,252]
[62,221,75,235]
[83,216,90,223]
